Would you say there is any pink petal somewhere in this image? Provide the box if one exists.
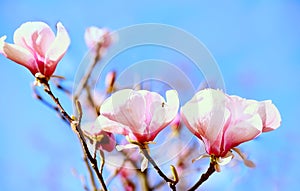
[13,21,54,54]
[45,22,70,76]
[181,89,229,155]
[33,27,55,58]
[85,26,111,49]
[148,90,179,140]
[223,114,262,155]
[81,122,116,152]
[100,89,147,135]
[96,115,131,135]
[100,132,116,152]
[1,36,37,74]
[258,100,281,132]
[125,91,147,134]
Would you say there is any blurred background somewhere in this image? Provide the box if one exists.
[0,0,299,190]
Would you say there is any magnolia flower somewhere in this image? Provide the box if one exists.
[96,89,179,143]
[82,123,116,152]
[95,89,179,171]
[84,26,111,50]
[0,21,70,78]
[181,89,281,169]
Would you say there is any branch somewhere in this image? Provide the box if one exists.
[119,150,151,191]
[187,162,215,191]
[74,43,102,100]
[73,100,108,191]
[32,83,69,124]
[139,145,178,191]
[36,76,108,191]
[83,156,98,191]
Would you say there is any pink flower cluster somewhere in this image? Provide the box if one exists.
[0,21,282,163]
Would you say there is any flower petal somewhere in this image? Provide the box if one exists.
[258,100,281,132]
[1,36,37,74]
[96,115,131,136]
[147,90,179,141]
[45,22,70,76]
[116,144,139,151]
[13,21,54,54]
[141,156,148,172]
[100,89,147,135]
[181,89,229,155]
[223,113,262,152]
[85,26,111,49]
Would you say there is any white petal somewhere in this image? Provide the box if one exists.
[141,156,148,172]
[116,144,138,151]
[217,154,233,166]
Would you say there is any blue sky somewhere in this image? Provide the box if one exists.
[0,1,299,190]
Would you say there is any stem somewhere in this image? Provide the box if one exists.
[74,43,102,100]
[119,150,151,191]
[99,150,105,174]
[42,80,72,123]
[32,84,69,124]
[187,162,215,191]
[38,78,108,191]
[140,169,152,191]
[139,146,177,191]
[83,156,97,191]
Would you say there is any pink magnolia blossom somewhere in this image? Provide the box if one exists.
[0,21,70,78]
[95,89,179,143]
[84,26,111,50]
[82,123,116,152]
[181,89,281,158]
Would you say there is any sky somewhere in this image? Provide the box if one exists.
[0,0,299,190]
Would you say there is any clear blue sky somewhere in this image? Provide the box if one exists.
[0,1,299,190]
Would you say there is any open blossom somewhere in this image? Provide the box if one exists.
[0,21,70,78]
[84,26,111,50]
[181,89,281,159]
[82,123,116,152]
[95,89,179,143]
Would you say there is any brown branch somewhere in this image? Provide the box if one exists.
[85,85,100,116]
[32,83,69,124]
[36,77,108,191]
[99,150,105,174]
[119,150,151,191]
[187,162,216,191]
[74,43,102,100]
[73,100,108,191]
[83,156,98,191]
[139,145,178,191]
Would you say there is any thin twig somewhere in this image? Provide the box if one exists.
[139,145,177,191]
[85,85,100,116]
[83,156,98,191]
[53,79,72,96]
[36,77,108,191]
[74,100,108,191]
[32,84,69,124]
[99,150,105,174]
[74,43,102,100]
[187,162,216,191]
[119,150,151,191]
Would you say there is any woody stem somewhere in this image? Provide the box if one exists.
[38,78,108,191]
[187,162,215,191]
[139,145,177,191]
